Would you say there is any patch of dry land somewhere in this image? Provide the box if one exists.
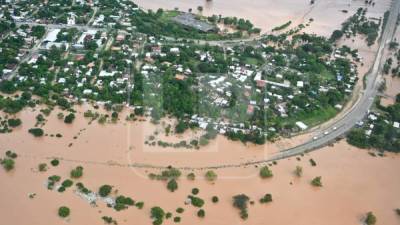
[0,106,400,225]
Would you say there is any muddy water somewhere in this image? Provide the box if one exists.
[0,107,399,225]
[134,0,391,36]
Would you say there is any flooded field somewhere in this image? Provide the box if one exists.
[0,107,399,225]
[134,0,391,36]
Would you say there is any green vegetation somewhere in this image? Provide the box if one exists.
[365,212,377,225]
[232,194,250,220]
[309,159,317,166]
[167,179,178,192]
[197,209,205,218]
[58,206,70,218]
[259,194,273,204]
[1,158,14,171]
[173,216,181,223]
[191,188,199,195]
[272,21,292,32]
[294,166,303,177]
[149,167,181,180]
[187,173,195,180]
[176,207,184,214]
[102,216,117,225]
[189,195,205,208]
[50,159,59,166]
[64,113,75,124]
[114,195,135,211]
[205,170,217,182]
[259,166,273,178]
[38,163,47,172]
[150,206,165,225]
[70,166,83,178]
[7,118,21,127]
[212,196,219,203]
[28,128,44,137]
[98,185,112,197]
[347,97,400,152]
[341,8,380,46]
[311,176,322,187]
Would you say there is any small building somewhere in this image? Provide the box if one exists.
[172,13,218,33]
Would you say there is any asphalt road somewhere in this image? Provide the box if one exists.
[10,2,400,169]
[267,0,400,162]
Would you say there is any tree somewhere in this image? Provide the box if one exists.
[187,173,195,180]
[212,196,219,203]
[294,166,303,177]
[64,113,75,124]
[58,206,70,218]
[70,166,83,178]
[205,170,217,181]
[167,179,178,192]
[311,176,322,187]
[192,188,199,195]
[190,196,205,207]
[197,6,203,12]
[7,118,21,127]
[259,166,273,178]
[259,194,272,203]
[150,207,165,225]
[28,128,44,137]
[197,209,205,218]
[233,194,250,220]
[99,185,112,197]
[365,212,377,225]
[330,30,343,42]
[1,158,14,171]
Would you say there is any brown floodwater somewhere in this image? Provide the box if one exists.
[134,0,391,36]
[0,107,399,225]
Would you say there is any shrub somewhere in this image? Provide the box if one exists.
[5,150,17,159]
[176,207,184,213]
[1,158,14,171]
[64,113,75,124]
[187,173,195,180]
[173,217,181,223]
[259,166,273,178]
[365,212,376,225]
[205,170,217,182]
[259,194,273,203]
[7,118,21,127]
[38,163,47,172]
[309,159,317,166]
[99,185,112,197]
[165,212,172,219]
[190,196,205,208]
[212,196,219,203]
[197,209,205,218]
[102,216,117,224]
[58,206,70,218]
[167,179,178,192]
[50,159,59,166]
[396,208,400,216]
[192,188,199,195]
[311,176,322,187]
[150,207,165,225]
[70,166,83,178]
[294,166,303,177]
[135,201,144,209]
[28,128,44,137]
[233,194,250,220]
[62,179,73,188]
